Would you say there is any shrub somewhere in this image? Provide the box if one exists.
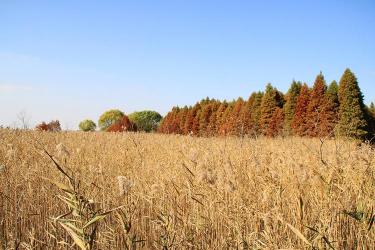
[106,115,137,132]
[79,119,96,132]
[36,120,61,132]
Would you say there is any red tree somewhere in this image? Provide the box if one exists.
[35,120,61,132]
[267,107,284,137]
[305,73,335,137]
[260,84,284,136]
[292,84,310,136]
[107,115,137,132]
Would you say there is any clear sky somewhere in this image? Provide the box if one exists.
[1,0,374,129]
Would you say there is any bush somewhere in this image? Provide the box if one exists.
[36,120,61,132]
[107,115,137,132]
[79,119,96,132]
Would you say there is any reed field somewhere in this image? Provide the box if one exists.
[0,129,374,249]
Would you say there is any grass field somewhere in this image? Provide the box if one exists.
[0,129,374,249]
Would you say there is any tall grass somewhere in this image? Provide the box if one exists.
[0,129,374,249]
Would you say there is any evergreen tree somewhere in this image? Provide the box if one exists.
[249,91,264,136]
[283,81,302,135]
[337,69,368,138]
[305,73,329,137]
[324,80,340,135]
[260,84,284,136]
[292,84,310,136]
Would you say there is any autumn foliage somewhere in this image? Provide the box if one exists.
[106,115,137,132]
[159,69,374,139]
[35,120,62,132]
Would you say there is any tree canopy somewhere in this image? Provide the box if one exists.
[158,69,372,140]
[79,119,96,132]
[98,109,124,131]
[128,111,162,132]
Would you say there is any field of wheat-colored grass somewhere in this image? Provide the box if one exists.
[0,129,374,249]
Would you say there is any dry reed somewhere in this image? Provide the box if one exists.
[0,129,374,249]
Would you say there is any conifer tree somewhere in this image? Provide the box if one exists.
[178,106,189,135]
[199,103,215,136]
[207,101,220,136]
[292,84,310,136]
[283,81,302,135]
[184,103,200,135]
[249,91,264,136]
[363,103,375,138]
[239,99,252,135]
[260,84,284,136]
[305,73,329,137]
[168,107,182,134]
[324,80,340,135]
[336,69,368,138]
[230,98,245,136]
[267,107,284,137]
[214,101,229,135]
[219,103,234,135]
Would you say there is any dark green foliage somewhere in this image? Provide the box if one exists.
[365,102,375,138]
[336,69,368,138]
[325,80,340,133]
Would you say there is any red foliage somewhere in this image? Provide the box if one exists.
[292,84,310,136]
[35,120,61,132]
[306,74,329,137]
[267,107,284,137]
[107,116,137,132]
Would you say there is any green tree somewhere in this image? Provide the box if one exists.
[249,91,264,136]
[336,69,368,138]
[128,110,162,132]
[79,119,96,132]
[98,109,124,131]
[324,80,340,134]
[283,81,302,135]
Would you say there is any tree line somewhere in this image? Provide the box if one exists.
[36,110,162,133]
[158,69,375,140]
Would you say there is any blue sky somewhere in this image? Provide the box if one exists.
[0,0,374,129]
